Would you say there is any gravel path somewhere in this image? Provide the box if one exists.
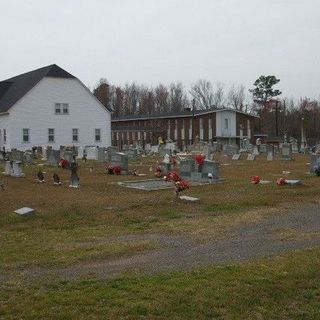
[13,204,320,281]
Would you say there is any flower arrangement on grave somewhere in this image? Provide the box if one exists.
[154,165,163,178]
[174,179,190,196]
[251,176,261,184]
[164,171,181,182]
[276,177,287,186]
[59,159,70,169]
[314,164,320,176]
[195,154,205,165]
[106,164,122,175]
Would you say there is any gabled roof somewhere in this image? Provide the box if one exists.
[0,64,76,113]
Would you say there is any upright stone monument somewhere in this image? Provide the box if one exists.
[110,152,128,173]
[281,143,293,161]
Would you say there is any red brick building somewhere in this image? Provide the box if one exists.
[111,108,259,150]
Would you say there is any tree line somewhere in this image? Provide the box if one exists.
[92,76,320,142]
[92,79,248,117]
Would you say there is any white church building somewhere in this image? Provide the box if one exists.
[0,64,111,151]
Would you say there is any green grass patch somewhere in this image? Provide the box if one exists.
[1,248,320,319]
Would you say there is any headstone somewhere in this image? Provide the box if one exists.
[267,152,274,161]
[310,154,320,173]
[259,144,267,153]
[3,161,13,176]
[12,161,25,177]
[69,160,80,188]
[97,147,107,163]
[47,149,60,166]
[85,146,99,160]
[11,149,24,162]
[42,147,47,160]
[247,154,256,161]
[110,152,128,172]
[225,145,239,156]
[253,146,260,156]
[159,162,171,175]
[159,145,172,156]
[180,159,195,179]
[281,143,293,161]
[62,150,73,163]
[125,148,138,160]
[290,138,299,153]
[77,147,84,159]
[232,154,241,160]
[190,172,203,182]
[201,160,219,180]
[24,151,34,164]
[14,207,35,216]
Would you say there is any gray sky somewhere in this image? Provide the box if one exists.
[1,0,319,100]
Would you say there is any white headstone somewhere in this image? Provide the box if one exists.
[14,207,35,215]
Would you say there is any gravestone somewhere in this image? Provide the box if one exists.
[11,150,24,162]
[47,149,60,166]
[3,161,13,175]
[14,207,35,216]
[247,154,256,161]
[267,152,274,161]
[42,147,47,160]
[97,147,107,163]
[159,145,172,156]
[225,145,239,156]
[106,146,118,162]
[290,137,299,153]
[266,144,274,155]
[125,148,138,160]
[232,154,241,160]
[159,162,171,175]
[179,159,195,179]
[190,172,203,182]
[259,144,267,153]
[110,152,128,172]
[77,147,84,159]
[203,144,212,160]
[201,160,219,180]
[281,143,293,160]
[24,151,34,164]
[253,146,260,156]
[12,161,25,177]
[310,154,320,173]
[63,151,74,162]
[85,146,99,160]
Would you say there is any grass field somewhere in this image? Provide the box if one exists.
[1,153,320,319]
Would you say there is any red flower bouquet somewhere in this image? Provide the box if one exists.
[165,171,181,182]
[175,179,189,195]
[251,176,261,184]
[195,154,205,165]
[277,177,286,186]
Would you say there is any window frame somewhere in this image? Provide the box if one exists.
[72,128,79,143]
[48,128,55,143]
[22,128,30,143]
[95,128,101,142]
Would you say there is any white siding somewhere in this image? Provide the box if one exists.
[8,77,111,150]
[216,111,236,137]
[0,115,9,150]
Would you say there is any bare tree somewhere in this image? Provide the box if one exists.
[169,82,189,113]
[213,82,225,109]
[154,84,169,113]
[190,79,214,110]
[93,78,111,109]
[228,84,246,110]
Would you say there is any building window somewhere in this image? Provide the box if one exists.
[95,128,101,142]
[55,103,69,114]
[72,128,79,142]
[224,118,228,130]
[3,129,6,143]
[48,128,55,143]
[22,128,30,143]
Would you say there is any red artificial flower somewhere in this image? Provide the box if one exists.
[59,159,70,169]
[277,178,287,186]
[166,171,181,182]
[195,154,205,165]
[251,176,261,184]
[113,166,122,175]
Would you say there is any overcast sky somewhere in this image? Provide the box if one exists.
[1,0,319,100]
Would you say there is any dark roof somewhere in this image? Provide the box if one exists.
[0,64,76,113]
[112,108,259,121]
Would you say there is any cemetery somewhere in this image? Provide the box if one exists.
[1,142,320,318]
